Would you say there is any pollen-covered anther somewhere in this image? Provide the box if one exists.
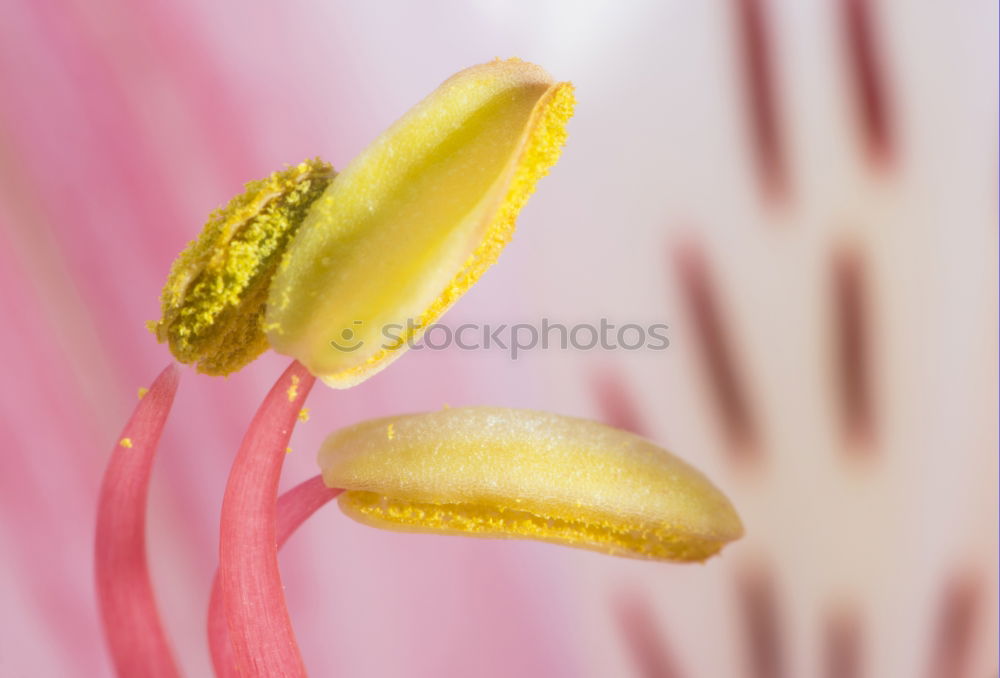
[318,408,743,562]
[153,158,335,376]
[266,59,575,388]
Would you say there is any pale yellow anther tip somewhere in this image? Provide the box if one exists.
[318,408,743,562]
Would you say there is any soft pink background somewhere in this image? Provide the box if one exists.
[0,1,996,676]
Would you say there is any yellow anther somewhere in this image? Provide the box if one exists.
[267,59,574,387]
[318,408,742,562]
[153,158,334,375]
[151,59,572,389]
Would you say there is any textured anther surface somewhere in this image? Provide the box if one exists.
[319,407,743,561]
[154,158,334,375]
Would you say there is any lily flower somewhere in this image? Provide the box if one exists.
[95,57,741,678]
[101,57,580,678]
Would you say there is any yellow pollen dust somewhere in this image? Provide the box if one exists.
[153,158,334,376]
[287,375,300,402]
[298,408,310,422]
[341,492,729,562]
[119,438,133,449]
[137,387,149,400]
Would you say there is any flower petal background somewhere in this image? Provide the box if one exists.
[0,1,996,677]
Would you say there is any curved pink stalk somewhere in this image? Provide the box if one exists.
[209,475,341,678]
[95,364,182,678]
[219,361,317,677]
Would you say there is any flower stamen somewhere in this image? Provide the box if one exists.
[95,364,181,678]
[219,361,316,678]
[209,475,341,678]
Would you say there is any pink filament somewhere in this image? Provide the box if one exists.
[209,475,341,678]
[218,361,317,677]
[95,363,182,678]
